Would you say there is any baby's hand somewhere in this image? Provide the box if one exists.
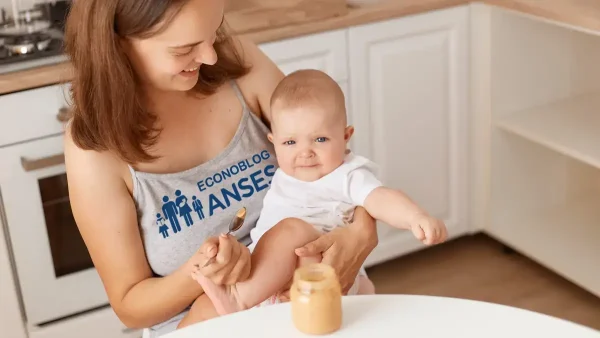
[409,213,447,245]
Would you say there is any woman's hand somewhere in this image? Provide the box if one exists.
[190,234,251,286]
[295,207,378,294]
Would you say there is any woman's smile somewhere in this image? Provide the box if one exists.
[184,65,199,72]
[180,65,200,77]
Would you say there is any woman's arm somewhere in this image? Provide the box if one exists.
[64,130,250,328]
[295,207,378,293]
[64,131,203,328]
[232,36,284,126]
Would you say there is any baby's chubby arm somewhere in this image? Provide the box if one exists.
[362,187,447,245]
[363,186,425,230]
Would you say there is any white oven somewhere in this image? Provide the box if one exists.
[0,84,112,328]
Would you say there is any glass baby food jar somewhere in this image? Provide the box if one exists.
[290,263,343,335]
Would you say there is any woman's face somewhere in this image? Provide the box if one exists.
[123,0,225,92]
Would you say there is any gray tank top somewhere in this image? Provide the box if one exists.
[129,81,277,278]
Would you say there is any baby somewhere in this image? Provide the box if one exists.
[185,69,447,320]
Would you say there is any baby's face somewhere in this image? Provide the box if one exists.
[269,105,353,182]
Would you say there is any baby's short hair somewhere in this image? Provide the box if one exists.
[270,69,346,121]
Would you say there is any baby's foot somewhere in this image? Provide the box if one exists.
[191,268,245,315]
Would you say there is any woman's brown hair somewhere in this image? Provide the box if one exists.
[64,0,250,164]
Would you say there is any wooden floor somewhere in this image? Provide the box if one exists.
[365,233,600,330]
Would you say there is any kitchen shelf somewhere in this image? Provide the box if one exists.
[495,94,600,170]
[490,194,600,298]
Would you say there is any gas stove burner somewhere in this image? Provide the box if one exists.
[4,33,52,55]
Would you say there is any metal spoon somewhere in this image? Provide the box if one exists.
[200,207,246,268]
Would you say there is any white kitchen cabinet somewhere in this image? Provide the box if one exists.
[348,6,471,267]
[258,29,348,82]
[0,83,70,147]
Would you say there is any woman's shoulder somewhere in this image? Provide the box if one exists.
[230,36,284,124]
[64,124,132,191]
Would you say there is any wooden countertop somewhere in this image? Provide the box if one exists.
[2,0,600,95]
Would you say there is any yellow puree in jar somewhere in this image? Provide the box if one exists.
[290,263,342,335]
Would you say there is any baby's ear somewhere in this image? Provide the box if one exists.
[267,133,274,143]
[344,125,355,142]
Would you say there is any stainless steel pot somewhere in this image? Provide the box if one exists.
[3,34,52,55]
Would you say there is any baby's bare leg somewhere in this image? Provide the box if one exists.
[276,243,323,302]
[193,218,321,315]
[176,294,219,329]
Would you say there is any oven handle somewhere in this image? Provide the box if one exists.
[20,153,65,172]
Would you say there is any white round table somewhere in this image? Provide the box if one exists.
[163,295,600,337]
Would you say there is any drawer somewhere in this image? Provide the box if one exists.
[0,83,70,147]
[28,306,142,338]
[258,29,348,82]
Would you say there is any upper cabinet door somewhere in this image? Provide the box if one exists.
[258,29,348,82]
[349,6,470,264]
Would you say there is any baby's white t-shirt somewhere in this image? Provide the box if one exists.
[249,152,383,248]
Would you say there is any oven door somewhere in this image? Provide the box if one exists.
[0,134,108,325]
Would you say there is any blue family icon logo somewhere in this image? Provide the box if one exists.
[155,150,277,239]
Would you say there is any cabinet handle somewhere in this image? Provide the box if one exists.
[20,154,65,172]
[56,107,70,123]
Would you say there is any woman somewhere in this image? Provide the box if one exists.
[63,0,379,336]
